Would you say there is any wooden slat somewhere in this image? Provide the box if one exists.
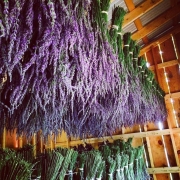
[132,4,180,40]
[158,59,179,69]
[18,136,23,148]
[166,105,180,174]
[66,137,70,148]
[40,135,43,153]
[172,34,180,63]
[123,0,162,27]
[148,167,180,174]
[144,125,157,180]
[32,133,36,157]
[165,92,180,100]
[66,128,180,146]
[149,59,179,71]
[165,94,180,177]
[140,24,180,56]
[151,46,162,85]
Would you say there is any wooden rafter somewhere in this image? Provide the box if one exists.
[123,0,162,28]
[139,24,180,56]
[124,0,149,44]
[132,3,180,40]
[165,91,180,100]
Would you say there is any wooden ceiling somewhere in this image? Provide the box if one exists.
[1,1,180,180]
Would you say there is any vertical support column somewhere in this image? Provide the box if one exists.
[32,133,36,157]
[166,99,180,177]
[2,128,6,149]
[66,137,70,148]
[122,126,125,134]
[40,134,43,153]
[48,132,54,150]
[171,34,180,64]
[144,125,157,180]
[18,135,23,148]
[151,46,162,84]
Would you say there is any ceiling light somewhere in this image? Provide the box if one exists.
[146,62,150,67]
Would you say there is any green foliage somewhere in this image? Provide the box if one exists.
[0,148,33,180]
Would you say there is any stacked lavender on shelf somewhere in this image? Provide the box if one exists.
[0,0,166,137]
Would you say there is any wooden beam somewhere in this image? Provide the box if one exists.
[158,59,179,69]
[54,127,180,148]
[166,106,180,175]
[66,137,70,148]
[40,133,43,153]
[149,59,179,70]
[132,4,180,40]
[32,133,36,157]
[144,125,157,180]
[123,0,162,27]
[140,24,180,56]
[124,0,149,44]
[147,167,180,174]
[18,136,23,148]
[63,128,180,146]
[149,66,155,71]
[165,92,180,100]
[171,34,180,64]
[151,47,162,84]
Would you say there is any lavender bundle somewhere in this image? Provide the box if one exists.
[127,148,135,179]
[96,160,105,180]
[56,148,74,180]
[133,45,141,74]
[16,144,34,163]
[0,0,167,139]
[123,32,132,70]
[45,151,64,180]
[100,0,110,24]
[133,146,149,180]
[115,153,121,179]
[109,7,126,51]
[84,150,102,180]
[0,0,125,137]
[77,152,87,180]
[105,156,115,180]
[129,39,136,71]
[67,150,78,180]
[0,148,34,180]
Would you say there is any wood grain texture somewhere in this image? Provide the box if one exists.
[123,0,162,27]
[132,4,180,40]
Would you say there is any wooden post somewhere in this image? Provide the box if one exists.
[18,136,23,148]
[32,133,36,157]
[144,125,157,180]
[66,137,70,149]
[40,134,43,153]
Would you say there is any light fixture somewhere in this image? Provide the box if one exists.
[170,98,174,103]
[158,121,163,130]
[159,51,163,54]
[146,62,150,67]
